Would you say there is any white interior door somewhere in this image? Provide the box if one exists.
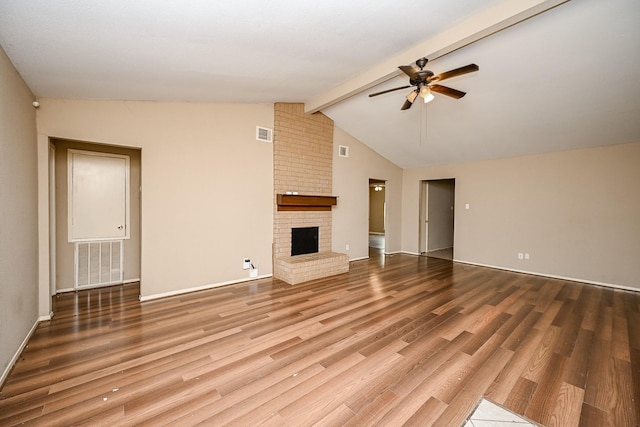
[68,150,130,242]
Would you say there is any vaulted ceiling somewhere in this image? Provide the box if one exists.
[1,0,639,168]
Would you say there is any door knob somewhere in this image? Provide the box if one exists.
[117,225,124,230]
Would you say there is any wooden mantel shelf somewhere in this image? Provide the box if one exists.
[277,194,338,211]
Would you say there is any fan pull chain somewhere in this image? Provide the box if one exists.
[420,101,428,147]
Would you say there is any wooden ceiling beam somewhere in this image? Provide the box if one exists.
[304,0,571,114]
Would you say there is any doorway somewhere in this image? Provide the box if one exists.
[48,143,56,297]
[369,179,386,256]
[419,179,455,260]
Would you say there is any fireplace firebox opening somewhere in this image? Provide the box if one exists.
[291,226,319,256]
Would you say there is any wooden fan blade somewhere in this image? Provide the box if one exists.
[369,85,411,97]
[401,99,414,110]
[428,64,479,83]
[399,65,420,80]
[430,84,466,99]
[401,90,418,110]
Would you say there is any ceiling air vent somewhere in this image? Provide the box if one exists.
[256,126,273,143]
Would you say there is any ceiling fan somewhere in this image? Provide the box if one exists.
[369,57,479,110]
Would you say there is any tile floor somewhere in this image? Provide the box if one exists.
[464,399,538,426]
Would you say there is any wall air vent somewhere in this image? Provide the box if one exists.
[339,145,349,158]
[256,126,273,143]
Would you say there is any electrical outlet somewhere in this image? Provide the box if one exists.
[345,244,350,251]
[243,258,251,270]
[518,253,524,260]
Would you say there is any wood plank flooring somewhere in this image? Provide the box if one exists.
[1,253,639,426]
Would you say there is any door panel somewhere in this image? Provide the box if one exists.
[69,150,129,241]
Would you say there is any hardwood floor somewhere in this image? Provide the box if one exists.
[1,253,639,426]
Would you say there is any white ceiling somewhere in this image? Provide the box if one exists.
[1,0,639,168]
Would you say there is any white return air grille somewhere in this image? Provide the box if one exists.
[256,126,273,142]
[75,240,123,288]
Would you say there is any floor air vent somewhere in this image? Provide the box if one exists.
[75,240,123,288]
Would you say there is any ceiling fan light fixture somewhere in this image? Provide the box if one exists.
[406,91,418,103]
[420,86,434,103]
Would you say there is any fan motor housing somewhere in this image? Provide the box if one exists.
[410,70,433,86]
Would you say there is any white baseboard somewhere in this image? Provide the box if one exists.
[347,250,404,262]
[1,318,40,388]
[123,278,141,284]
[397,251,638,292]
[38,312,53,322]
[453,259,639,293]
[140,274,273,302]
[385,250,403,255]
[427,246,453,252]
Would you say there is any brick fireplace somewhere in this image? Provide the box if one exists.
[272,103,348,284]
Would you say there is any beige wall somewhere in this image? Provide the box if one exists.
[333,127,403,259]
[402,143,640,289]
[52,139,141,290]
[0,46,39,382]
[37,99,274,299]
